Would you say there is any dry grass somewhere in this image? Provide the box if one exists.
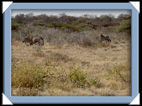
[12,63,47,88]
[11,31,131,96]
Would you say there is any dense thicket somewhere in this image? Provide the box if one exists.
[12,13,131,32]
[12,13,131,46]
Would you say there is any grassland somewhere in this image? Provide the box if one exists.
[11,30,131,96]
[11,13,131,96]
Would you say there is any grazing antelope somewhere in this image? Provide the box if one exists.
[22,36,44,46]
[99,34,111,42]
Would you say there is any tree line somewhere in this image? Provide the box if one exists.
[12,13,131,34]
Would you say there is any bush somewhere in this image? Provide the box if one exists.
[103,26,117,33]
[12,22,21,30]
[116,20,131,35]
[72,17,94,31]
[46,22,80,32]
[62,24,80,32]
[46,21,65,29]
[12,31,22,41]
[44,30,100,47]
[32,20,46,26]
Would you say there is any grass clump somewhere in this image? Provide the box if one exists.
[12,63,48,88]
[69,67,87,87]
[106,64,131,84]
[68,66,101,88]
[88,78,100,86]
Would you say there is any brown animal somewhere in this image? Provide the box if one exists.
[22,37,33,45]
[22,36,44,46]
[99,34,111,42]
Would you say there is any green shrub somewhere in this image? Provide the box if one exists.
[76,23,93,31]
[105,26,117,33]
[116,20,131,34]
[46,21,65,29]
[32,20,46,26]
[47,22,80,32]
[12,22,21,30]
[46,18,95,32]
[63,24,80,32]
[72,17,94,31]
[69,67,87,87]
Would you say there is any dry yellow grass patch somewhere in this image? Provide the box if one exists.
[11,39,131,96]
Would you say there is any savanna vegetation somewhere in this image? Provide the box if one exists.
[12,12,131,96]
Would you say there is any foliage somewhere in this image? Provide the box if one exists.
[32,20,46,26]
[12,13,131,47]
[116,20,131,34]
[72,17,94,31]
[12,13,131,33]
[117,14,131,21]
[12,22,21,30]
[46,21,64,28]
[46,21,80,32]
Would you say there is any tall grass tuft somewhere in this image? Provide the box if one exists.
[12,63,48,88]
[69,67,87,87]
[106,64,131,84]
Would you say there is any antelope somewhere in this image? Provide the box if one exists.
[22,36,44,46]
[99,34,111,42]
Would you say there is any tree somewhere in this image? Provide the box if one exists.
[117,14,131,21]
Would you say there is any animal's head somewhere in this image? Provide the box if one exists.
[99,32,104,36]
[99,33,103,37]
[40,37,43,40]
